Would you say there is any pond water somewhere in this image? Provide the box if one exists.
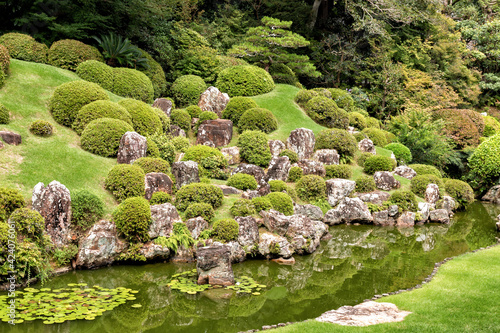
[2,202,499,333]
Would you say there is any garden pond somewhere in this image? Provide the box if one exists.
[1,201,499,333]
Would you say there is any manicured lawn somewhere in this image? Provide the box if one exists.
[271,245,500,332]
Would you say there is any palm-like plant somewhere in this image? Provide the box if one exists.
[93,33,149,69]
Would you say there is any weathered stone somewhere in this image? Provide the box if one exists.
[169,125,186,137]
[144,172,173,200]
[269,140,285,158]
[198,86,230,117]
[257,182,271,196]
[221,146,240,165]
[152,98,173,117]
[186,217,208,239]
[215,185,242,196]
[233,163,266,186]
[32,181,71,247]
[0,131,21,145]
[397,211,415,227]
[260,209,290,236]
[148,203,182,239]
[425,184,440,204]
[439,196,456,215]
[76,220,126,269]
[241,190,260,200]
[286,128,315,159]
[374,172,400,191]
[372,210,396,226]
[294,203,324,221]
[286,214,327,254]
[258,231,293,258]
[117,131,147,164]
[313,149,340,165]
[429,209,450,224]
[417,202,431,222]
[358,138,376,154]
[191,117,199,129]
[196,119,233,147]
[482,185,500,204]
[197,243,235,286]
[393,166,417,180]
[295,159,326,177]
[139,242,170,261]
[271,257,296,265]
[266,156,291,182]
[235,216,259,252]
[496,215,500,231]
[388,205,399,217]
[356,191,391,206]
[171,246,195,263]
[172,161,200,189]
[226,241,246,263]
[326,179,356,207]
[324,198,373,225]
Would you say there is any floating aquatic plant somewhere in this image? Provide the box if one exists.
[0,283,140,325]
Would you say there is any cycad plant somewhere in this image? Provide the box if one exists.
[93,33,149,69]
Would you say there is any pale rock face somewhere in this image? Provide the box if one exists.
[397,211,415,227]
[374,171,400,191]
[172,161,200,189]
[326,179,356,207]
[221,146,240,165]
[235,216,259,252]
[144,172,173,200]
[268,140,286,158]
[148,203,182,239]
[117,131,147,164]
[429,209,450,224]
[196,243,235,286]
[425,183,440,204]
[153,98,173,117]
[185,217,208,239]
[258,231,294,259]
[294,203,324,221]
[358,138,376,154]
[417,202,431,222]
[393,166,417,180]
[266,156,291,182]
[323,198,373,225]
[312,149,340,165]
[139,242,170,261]
[482,185,500,204]
[294,159,326,177]
[356,191,391,206]
[286,128,315,159]
[196,119,233,147]
[197,86,230,117]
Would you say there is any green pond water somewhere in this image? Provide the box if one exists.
[2,201,499,333]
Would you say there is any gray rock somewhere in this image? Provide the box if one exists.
[324,198,373,225]
[227,241,246,263]
[215,185,242,196]
[374,172,400,191]
[241,190,260,200]
[388,205,399,217]
[144,172,173,200]
[269,140,285,158]
[393,166,417,180]
[186,217,208,239]
[356,191,391,206]
[197,243,235,286]
[221,146,240,165]
[235,216,259,251]
[139,242,170,261]
[196,119,233,147]
[326,178,356,207]
[233,163,269,194]
[372,210,396,226]
[313,149,340,165]
[261,209,290,236]
[286,128,315,159]
[295,159,326,177]
[172,161,200,189]
[439,196,456,215]
[169,125,186,138]
[358,138,376,154]
[429,209,450,224]
[152,98,173,117]
[482,185,500,204]
[496,215,500,231]
[258,231,293,259]
[266,156,291,182]
[397,212,415,227]
[425,184,440,204]
[294,203,324,220]
[117,131,147,164]
[0,131,21,145]
[417,202,431,222]
[149,203,182,239]
[197,86,230,118]
[286,214,327,254]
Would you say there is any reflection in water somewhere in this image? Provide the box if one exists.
[2,202,499,333]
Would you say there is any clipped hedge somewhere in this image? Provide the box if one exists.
[149,192,172,205]
[348,112,367,130]
[265,192,294,216]
[362,128,388,147]
[355,175,376,193]
[468,134,500,187]
[230,198,256,217]
[356,152,373,168]
[363,155,395,174]
[151,107,170,134]
[252,197,272,212]
[294,89,318,105]
[170,75,207,108]
[222,97,258,126]
[48,39,103,71]
[315,129,357,161]
[133,157,170,174]
[384,143,412,165]
[172,136,190,152]
[0,187,26,222]
[212,219,239,243]
[175,183,223,211]
[71,190,104,229]
[388,190,418,212]
[113,197,151,243]
[139,48,167,99]
[29,120,53,136]
[118,98,162,136]
[238,108,278,134]
[0,33,48,63]
[146,138,160,158]
[443,179,474,210]
[0,103,10,124]
[306,96,348,129]
[269,63,298,85]
[105,164,145,202]
[182,145,224,164]
[410,174,444,198]
[296,175,326,202]
[170,109,192,132]
[73,100,132,135]
[287,166,303,182]
[366,117,380,129]
[186,105,202,118]
[227,173,258,191]
[325,164,352,179]
[185,202,215,222]
[9,208,44,239]
[238,130,272,167]
[408,164,442,178]
[279,149,298,164]
[328,88,355,111]
[269,180,287,193]
[112,67,154,103]
[0,44,10,75]
[80,118,133,157]
[483,115,500,137]
[148,133,175,165]
[76,60,114,91]
[216,65,275,97]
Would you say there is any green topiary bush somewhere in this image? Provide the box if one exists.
[49,80,109,127]
[48,39,103,71]
[170,109,192,132]
[172,136,190,152]
[356,152,373,168]
[133,157,170,174]
[182,145,224,163]
[71,190,104,229]
[384,143,412,165]
[0,33,48,63]
[296,175,326,202]
[105,164,145,202]
[266,192,294,216]
[29,120,53,136]
[138,48,167,99]
[222,97,258,126]
[175,183,223,211]
[170,75,207,108]
[146,138,160,157]
[287,166,303,182]
[227,173,258,191]
[348,112,367,130]
[76,60,114,91]
[112,68,154,103]
[238,130,272,167]
[212,218,239,243]
[410,174,444,198]
[294,89,318,105]
[408,164,442,178]
[365,117,380,129]
[9,208,44,239]
[198,155,229,180]
[113,197,151,243]
[483,115,500,137]
[306,96,349,129]
[252,196,273,212]
[0,103,10,124]
[362,128,388,147]
[0,44,10,75]
[238,108,278,134]
[468,134,500,188]
[311,88,332,99]
[216,65,275,97]
[269,180,287,193]
[443,179,474,210]
[117,98,162,136]
[388,190,418,212]
[186,105,202,118]
[315,129,357,161]
[185,202,215,222]
[363,155,396,174]
[151,107,170,134]
[0,69,5,89]
[80,118,134,157]
[355,175,376,193]
[72,100,132,135]
[385,131,397,144]
[328,88,355,111]
[196,111,218,132]
[149,191,172,205]
[230,198,256,217]
[148,133,175,165]
[0,187,26,222]
[325,164,352,179]
[269,63,298,85]
[279,149,298,164]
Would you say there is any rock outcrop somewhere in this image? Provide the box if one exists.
[324,198,373,225]
[393,166,417,180]
[148,203,182,239]
[295,159,326,177]
[429,209,450,224]
[197,86,230,117]
[294,204,324,221]
[117,132,147,164]
[196,243,235,286]
[326,179,356,207]
[221,146,240,165]
[144,172,173,200]
[358,138,376,154]
[169,125,186,137]
[313,149,340,165]
[172,161,200,189]
[425,184,440,204]
[482,185,500,204]
[235,216,259,252]
[286,128,315,159]
[152,98,174,117]
[268,140,285,158]
[258,231,293,259]
[196,119,233,147]
[266,156,291,182]
[139,242,170,261]
[356,191,391,206]
[374,171,400,191]
[186,217,208,239]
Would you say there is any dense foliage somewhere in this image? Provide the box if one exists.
[175,183,223,211]
[113,197,151,243]
[105,164,145,202]
[216,65,275,97]
[71,190,104,229]
[80,118,134,157]
[315,129,357,162]
[238,130,272,167]
[238,108,278,134]
[227,173,258,191]
[296,175,326,202]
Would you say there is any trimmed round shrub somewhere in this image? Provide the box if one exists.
[49,80,109,127]
[0,33,48,63]
[133,157,169,174]
[113,67,154,103]
[222,97,258,126]
[73,100,132,135]
[0,44,10,74]
[112,197,151,243]
[71,190,104,229]
[170,75,207,107]
[172,136,190,152]
[348,112,367,130]
[278,149,298,164]
[410,174,445,197]
[0,187,25,221]
[355,175,376,193]
[328,88,355,111]
[384,143,412,165]
[0,69,5,88]
[227,173,258,191]
[170,109,192,132]
[149,191,172,205]
[148,134,175,165]
[311,88,332,99]
[175,183,224,211]
[385,131,397,144]
[315,129,357,161]
[185,202,215,222]
[294,89,318,105]
[81,118,133,157]
[139,48,167,99]
[362,128,388,147]
[9,208,44,238]
[216,65,275,97]
[306,96,349,129]
[325,164,352,179]
[287,166,303,182]
[433,108,484,148]
[354,132,367,142]
[238,108,278,134]
[483,115,500,137]
[212,218,239,243]
[230,198,256,217]
[182,145,224,164]
[186,105,202,118]
[296,175,326,202]
[468,134,500,187]
[269,180,287,193]
[363,155,395,174]
[269,63,298,85]
[48,39,103,71]
[388,190,418,212]
[408,164,442,178]
[238,130,272,167]
[146,138,160,157]
[366,117,380,129]
[266,192,294,216]
[443,179,474,210]
[0,103,9,124]
[76,60,114,91]
[151,107,170,134]
[252,197,273,212]
[105,164,145,202]
[356,152,373,168]
[117,98,162,136]
[29,120,53,136]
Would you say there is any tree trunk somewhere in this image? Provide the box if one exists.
[308,0,323,30]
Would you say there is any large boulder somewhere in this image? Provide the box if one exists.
[286,214,327,254]
[148,203,182,239]
[374,172,400,191]
[76,220,126,269]
[358,138,376,154]
[139,242,170,261]
[261,209,290,236]
[269,140,285,158]
[258,231,293,259]
[326,179,356,207]
[235,216,259,252]
[32,181,72,247]
[397,212,415,227]
[286,128,315,159]
[233,163,267,189]
[393,166,417,180]
[196,243,235,286]
[215,185,241,196]
[197,86,230,117]
[185,217,208,239]
[324,197,373,225]
[372,210,396,227]
[356,191,391,206]
[221,146,240,165]
[429,209,450,224]
[196,119,233,147]
[417,202,431,222]
[152,98,173,117]
[313,149,340,165]
[144,172,173,200]
[439,196,456,215]
[294,203,324,221]
[482,185,500,204]
[266,156,291,182]
[226,241,246,263]
[425,184,440,204]
[0,131,21,145]
[117,131,147,164]
[172,161,200,189]
[295,159,326,177]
